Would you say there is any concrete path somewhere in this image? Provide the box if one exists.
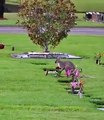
[0,26,104,35]
[70,27,104,36]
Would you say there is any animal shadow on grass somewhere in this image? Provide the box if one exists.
[31,62,47,65]
[90,98,104,106]
[99,62,104,66]
[57,79,72,84]
[57,79,72,93]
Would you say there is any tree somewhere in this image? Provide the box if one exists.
[0,0,5,19]
[18,0,76,52]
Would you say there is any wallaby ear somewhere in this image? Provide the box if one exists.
[55,57,60,63]
[57,57,61,60]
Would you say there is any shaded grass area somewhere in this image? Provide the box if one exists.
[0,34,104,119]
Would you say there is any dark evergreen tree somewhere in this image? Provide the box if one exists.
[0,0,5,19]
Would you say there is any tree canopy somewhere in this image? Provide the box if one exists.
[18,0,76,52]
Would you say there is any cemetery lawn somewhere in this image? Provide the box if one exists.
[5,0,104,27]
[6,0,104,12]
[72,0,104,12]
[0,34,104,119]
[0,13,104,27]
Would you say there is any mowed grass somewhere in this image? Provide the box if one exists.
[0,34,104,119]
[1,13,104,27]
[76,13,104,27]
[72,0,104,12]
[0,13,18,26]
[6,0,20,4]
[2,0,104,27]
[6,0,104,12]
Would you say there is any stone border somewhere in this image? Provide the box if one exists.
[11,52,81,59]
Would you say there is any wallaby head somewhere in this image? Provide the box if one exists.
[55,58,75,70]
[55,57,61,63]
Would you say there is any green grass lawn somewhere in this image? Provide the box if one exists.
[0,13,104,27]
[0,34,104,119]
[6,0,104,12]
[0,13,18,26]
[72,0,104,12]
[6,0,20,5]
[3,0,104,27]
[76,13,104,27]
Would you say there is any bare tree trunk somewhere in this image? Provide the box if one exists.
[44,41,49,52]
[0,0,5,19]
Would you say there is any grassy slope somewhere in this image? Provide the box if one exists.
[0,34,104,119]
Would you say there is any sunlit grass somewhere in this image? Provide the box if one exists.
[0,13,104,27]
[6,0,104,12]
[72,0,104,12]
[0,33,104,119]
